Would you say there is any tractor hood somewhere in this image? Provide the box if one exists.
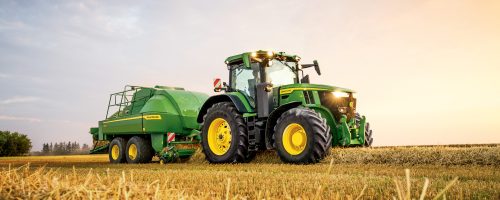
[279,83,355,95]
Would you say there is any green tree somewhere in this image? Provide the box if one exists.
[0,131,32,156]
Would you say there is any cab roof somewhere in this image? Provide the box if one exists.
[224,50,299,65]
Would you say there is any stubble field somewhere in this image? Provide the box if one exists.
[0,145,499,199]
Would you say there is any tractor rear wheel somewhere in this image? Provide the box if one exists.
[109,137,127,164]
[274,108,330,164]
[356,113,373,147]
[126,136,154,164]
[201,102,254,163]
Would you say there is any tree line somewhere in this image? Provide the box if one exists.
[0,131,32,156]
[41,142,90,155]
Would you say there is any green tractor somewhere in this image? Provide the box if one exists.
[198,50,373,164]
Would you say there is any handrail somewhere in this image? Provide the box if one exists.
[104,85,156,119]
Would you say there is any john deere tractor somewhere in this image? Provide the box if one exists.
[198,50,373,164]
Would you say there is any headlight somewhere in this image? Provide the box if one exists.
[267,51,274,57]
[265,85,273,92]
[333,91,349,98]
[338,107,348,113]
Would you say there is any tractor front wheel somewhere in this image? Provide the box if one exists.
[274,108,330,164]
[201,102,254,163]
[356,113,373,147]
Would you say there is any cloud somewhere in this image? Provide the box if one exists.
[0,73,10,78]
[0,19,28,31]
[0,73,47,84]
[0,115,42,122]
[0,96,41,105]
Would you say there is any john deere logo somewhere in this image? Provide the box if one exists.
[144,115,161,120]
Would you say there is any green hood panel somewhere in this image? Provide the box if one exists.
[280,83,355,94]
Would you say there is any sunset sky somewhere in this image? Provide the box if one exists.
[1,0,499,150]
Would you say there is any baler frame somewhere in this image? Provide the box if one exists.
[105,85,153,119]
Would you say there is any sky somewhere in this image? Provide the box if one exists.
[0,0,499,151]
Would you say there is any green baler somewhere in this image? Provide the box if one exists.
[90,85,208,163]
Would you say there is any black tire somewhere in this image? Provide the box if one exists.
[126,136,154,164]
[243,151,257,163]
[176,155,192,163]
[201,102,253,163]
[109,137,127,164]
[323,120,333,158]
[274,108,330,164]
[356,113,373,147]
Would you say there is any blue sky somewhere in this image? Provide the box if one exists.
[1,0,499,150]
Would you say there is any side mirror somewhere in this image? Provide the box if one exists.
[300,60,321,76]
[313,60,321,76]
[301,74,310,83]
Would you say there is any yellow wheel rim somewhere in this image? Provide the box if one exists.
[207,118,232,155]
[111,144,120,160]
[282,123,307,155]
[128,143,137,160]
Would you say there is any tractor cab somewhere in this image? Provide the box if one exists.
[220,50,350,118]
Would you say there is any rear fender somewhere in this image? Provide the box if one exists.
[197,93,254,123]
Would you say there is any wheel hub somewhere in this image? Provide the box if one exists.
[291,132,305,146]
[111,144,120,160]
[207,118,232,155]
[282,123,307,155]
[128,143,137,160]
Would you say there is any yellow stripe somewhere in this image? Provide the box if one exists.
[103,115,162,124]
[280,88,328,95]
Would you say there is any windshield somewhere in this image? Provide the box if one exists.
[267,59,297,87]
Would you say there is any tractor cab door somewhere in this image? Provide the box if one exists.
[229,61,273,118]
[230,62,260,107]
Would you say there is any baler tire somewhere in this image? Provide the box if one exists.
[356,113,374,147]
[109,137,128,164]
[274,108,330,164]
[126,136,154,164]
[201,102,252,163]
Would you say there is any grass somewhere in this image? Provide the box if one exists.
[0,145,499,199]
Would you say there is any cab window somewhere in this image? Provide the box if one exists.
[230,62,260,103]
